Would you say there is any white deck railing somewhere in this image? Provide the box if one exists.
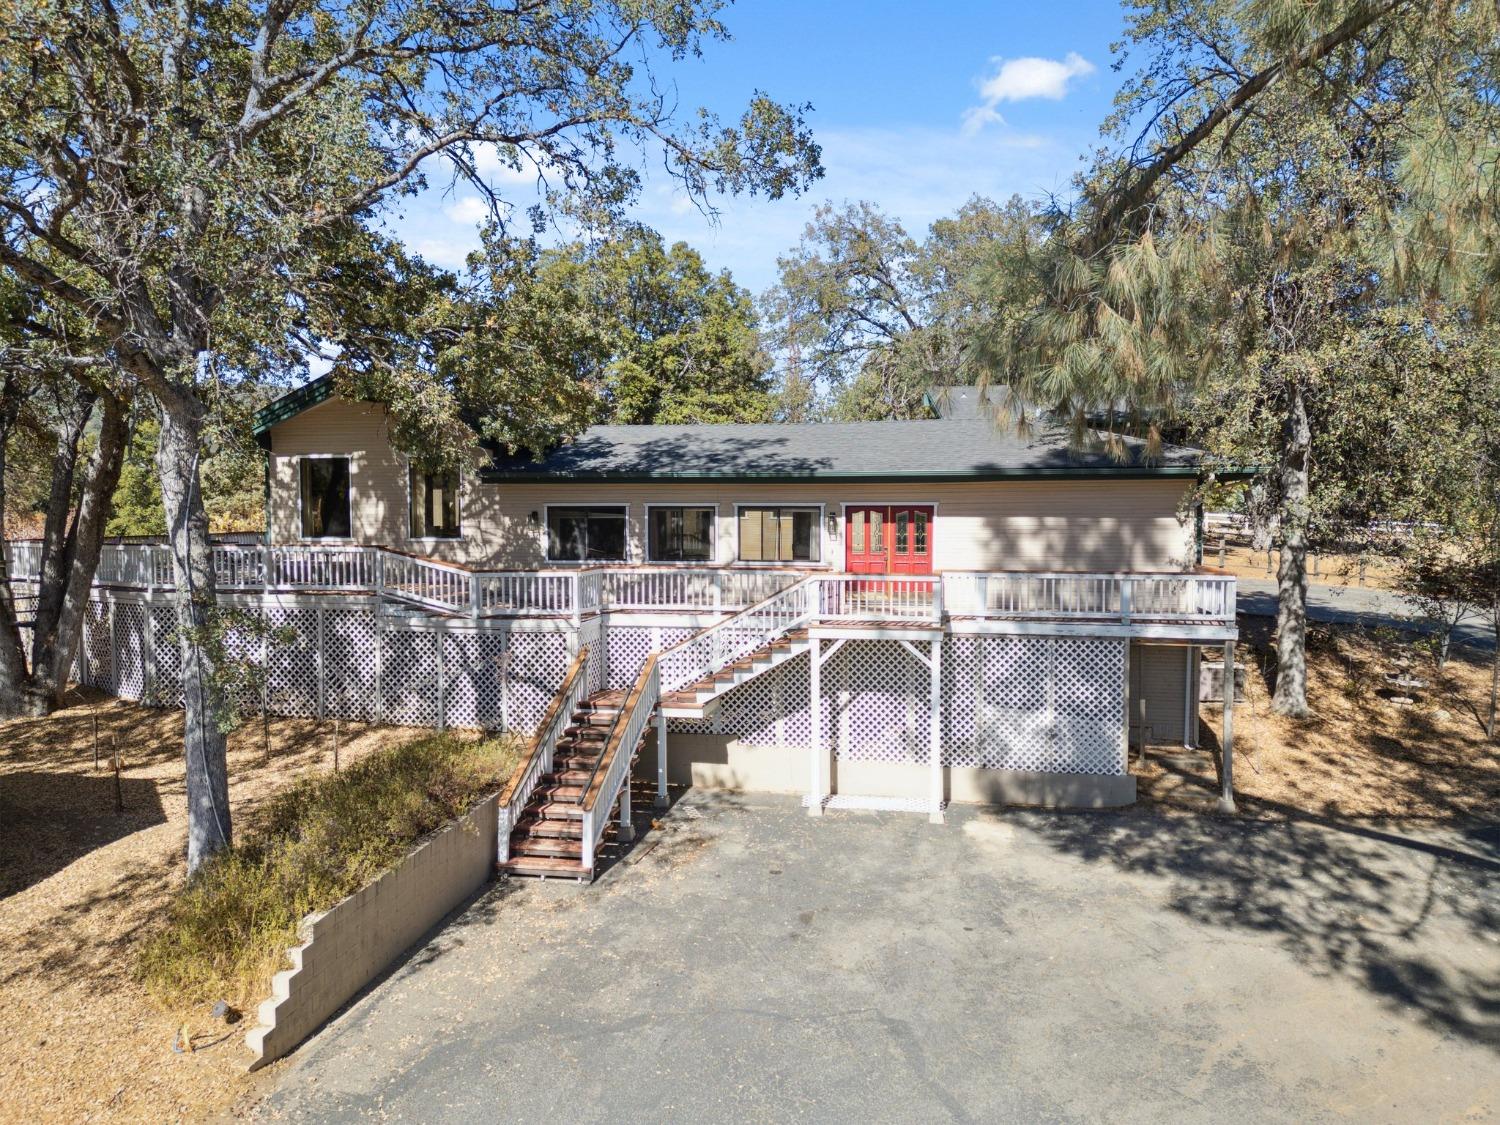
[814,574,943,623]
[579,655,659,872]
[497,646,591,865]
[941,571,1236,623]
[2,541,1235,627]
[657,578,818,693]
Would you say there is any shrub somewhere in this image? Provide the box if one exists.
[138,732,521,1011]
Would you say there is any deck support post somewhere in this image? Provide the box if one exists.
[1182,645,1195,749]
[928,637,943,824]
[1219,639,1236,814]
[808,638,826,816]
[655,709,669,808]
[618,773,635,843]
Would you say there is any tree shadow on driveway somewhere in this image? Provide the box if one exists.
[1009,805,1500,1052]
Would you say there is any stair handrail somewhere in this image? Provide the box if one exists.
[656,576,817,693]
[579,654,659,871]
[497,645,591,865]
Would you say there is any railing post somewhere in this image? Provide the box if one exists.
[1120,577,1133,626]
[655,708,669,808]
[570,573,581,628]
[580,810,595,870]
[931,576,943,624]
[263,543,271,591]
[471,573,481,620]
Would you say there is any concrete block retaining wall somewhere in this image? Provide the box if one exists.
[245,794,499,1070]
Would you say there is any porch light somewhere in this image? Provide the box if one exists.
[826,510,839,536]
[527,510,539,526]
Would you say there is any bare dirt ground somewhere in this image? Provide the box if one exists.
[0,690,417,1122]
[1139,614,1500,822]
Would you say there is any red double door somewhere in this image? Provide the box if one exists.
[844,504,935,575]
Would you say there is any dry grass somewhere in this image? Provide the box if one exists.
[138,733,519,1015]
[1140,616,1500,823]
[0,691,423,1122]
[1205,543,1399,590]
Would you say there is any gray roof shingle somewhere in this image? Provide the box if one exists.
[480,419,1204,482]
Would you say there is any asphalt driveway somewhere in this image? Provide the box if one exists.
[260,792,1500,1123]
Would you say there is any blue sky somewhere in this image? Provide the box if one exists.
[389,0,1129,296]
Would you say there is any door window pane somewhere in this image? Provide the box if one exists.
[649,507,715,562]
[850,511,865,553]
[895,511,909,553]
[547,507,627,561]
[869,510,883,551]
[737,507,820,563]
[914,510,928,554]
[410,466,460,538]
[300,458,351,539]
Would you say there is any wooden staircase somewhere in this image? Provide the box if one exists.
[660,628,812,717]
[499,692,652,880]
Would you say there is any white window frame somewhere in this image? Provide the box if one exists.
[404,456,463,542]
[732,503,829,568]
[644,503,719,565]
[295,454,355,543]
[543,503,631,565]
[839,500,941,569]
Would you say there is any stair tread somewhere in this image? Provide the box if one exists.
[526,801,586,820]
[514,817,585,838]
[511,838,584,858]
[500,855,592,877]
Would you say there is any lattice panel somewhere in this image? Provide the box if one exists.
[324,610,378,721]
[828,641,930,764]
[668,652,810,748]
[148,606,184,708]
[113,604,146,701]
[83,599,112,690]
[441,630,508,730]
[941,635,1124,775]
[221,611,269,715]
[266,609,321,717]
[576,616,607,695]
[382,629,440,727]
[501,631,567,733]
[606,627,654,690]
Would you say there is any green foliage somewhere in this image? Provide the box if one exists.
[137,733,522,1009]
[581,229,774,424]
[764,196,1047,420]
[108,413,266,537]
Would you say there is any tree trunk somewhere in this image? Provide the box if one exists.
[0,388,130,716]
[1273,381,1312,718]
[28,392,129,709]
[0,375,32,714]
[1489,599,1499,740]
[157,393,232,874]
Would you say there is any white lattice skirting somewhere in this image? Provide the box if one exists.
[67,590,1131,785]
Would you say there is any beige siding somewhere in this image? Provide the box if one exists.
[268,396,1196,572]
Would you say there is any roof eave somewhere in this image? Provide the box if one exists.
[478,466,1209,484]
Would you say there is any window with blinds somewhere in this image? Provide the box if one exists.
[648,506,715,562]
[737,506,820,563]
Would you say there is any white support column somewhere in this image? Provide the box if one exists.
[315,607,327,720]
[1122,639,1133,767]
[808,638,825,816]
[1182,644,1195,749]
[1219,639,1236,814]
[655,708,669,808]
[928,637,943,824]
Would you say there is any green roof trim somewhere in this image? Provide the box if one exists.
[252,375,336,438]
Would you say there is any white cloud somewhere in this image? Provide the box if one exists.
[964,52,1095,134]
[413,237,475,270]
[443,195,489,224]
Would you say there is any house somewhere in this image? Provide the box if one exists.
[13,378,1243,881]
